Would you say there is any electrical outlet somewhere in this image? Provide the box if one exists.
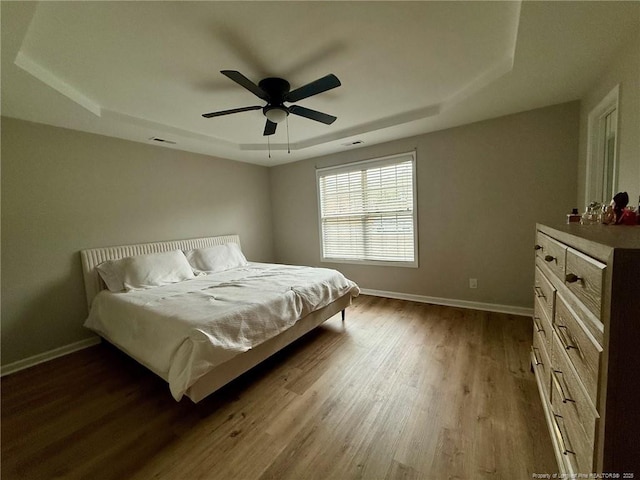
[469,278,478,289]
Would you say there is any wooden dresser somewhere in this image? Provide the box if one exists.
[531,223,640,476]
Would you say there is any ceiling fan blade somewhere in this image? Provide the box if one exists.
[289,105,337,125]
[202,105,262,118]
[221,70,269,101]
[264,119,277,136]
[285,74,341,103]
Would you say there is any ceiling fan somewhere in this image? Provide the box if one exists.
[202,70,341,136]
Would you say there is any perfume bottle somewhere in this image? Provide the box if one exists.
[566,208,581,223]
[581,202,601,224]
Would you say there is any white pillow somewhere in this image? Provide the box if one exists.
[185,243,248,274]
[97,250,195,292]
[96,260,127,292]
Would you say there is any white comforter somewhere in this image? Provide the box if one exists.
[84,263,359,400]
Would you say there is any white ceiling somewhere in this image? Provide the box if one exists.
[2,1,638,166]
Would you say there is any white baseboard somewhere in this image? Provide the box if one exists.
[360,288,534,317]
[0,336,101,377]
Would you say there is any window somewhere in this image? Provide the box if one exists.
[317,152,418,267]
[586,85,619,205]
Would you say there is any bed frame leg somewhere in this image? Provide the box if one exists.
[341,309,346,322]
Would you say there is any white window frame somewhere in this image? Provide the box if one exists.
[585,85,620,206]
[316,151,418,268]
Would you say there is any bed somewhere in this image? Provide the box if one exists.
[80,234,359,403]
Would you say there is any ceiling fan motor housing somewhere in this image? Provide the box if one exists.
[258,77,291,103]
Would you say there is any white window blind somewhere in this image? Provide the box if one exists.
[317,152,417,266]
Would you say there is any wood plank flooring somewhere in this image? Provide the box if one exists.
[1,295,557,479]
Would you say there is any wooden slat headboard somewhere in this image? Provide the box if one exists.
[80,234,241,309]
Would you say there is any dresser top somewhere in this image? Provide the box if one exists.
[537,224,640,262]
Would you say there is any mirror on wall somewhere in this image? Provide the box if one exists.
[586,85,619,206]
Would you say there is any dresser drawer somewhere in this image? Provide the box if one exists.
[554,295,602,407]
[533,296,553,353]
[564,248,605,319]
[535,232,567,282]
[532,328,552,403]
[551,332,597,475]
[534,267,556,322]
[551,410,586,477]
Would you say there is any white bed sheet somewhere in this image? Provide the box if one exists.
[84,262,359,400]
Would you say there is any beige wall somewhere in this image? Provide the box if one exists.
[578,29,640,210]
[270,102,580,310]
[1,117,274,366]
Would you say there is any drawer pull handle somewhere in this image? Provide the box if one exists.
[557,325,578,351]
[544,255,556,263]
[552,370,575,403]
[533,317,544,333]
[553,414,575,456]
[532,347,542,366]
[565,273,581,283]
[534,244,543,251]
[534,286,546,299]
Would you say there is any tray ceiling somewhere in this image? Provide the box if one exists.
[2,1,638,166]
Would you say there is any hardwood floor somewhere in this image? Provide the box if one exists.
[1,295,556,479]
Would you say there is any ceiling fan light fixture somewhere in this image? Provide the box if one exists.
[264,107,288,124]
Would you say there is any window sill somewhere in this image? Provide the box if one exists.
[320,257,418,268]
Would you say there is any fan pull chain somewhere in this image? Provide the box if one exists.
[286,115,290,154]
[267,135,271,159]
